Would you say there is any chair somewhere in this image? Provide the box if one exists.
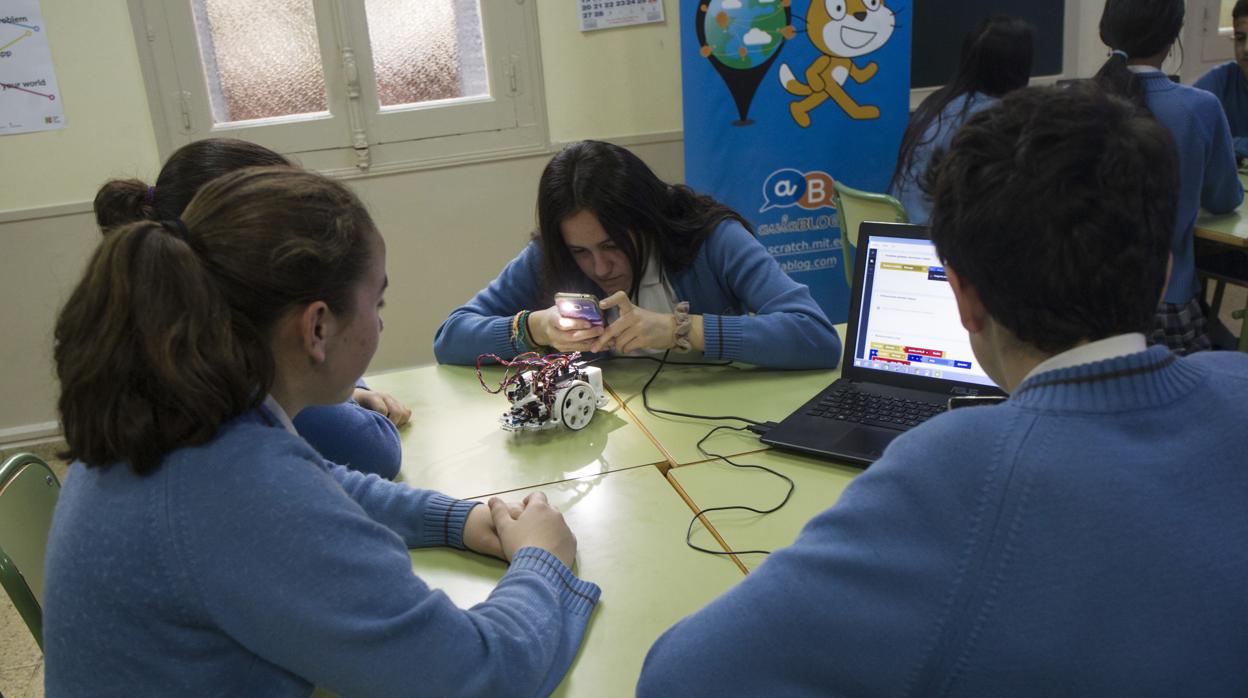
[831,180,909,287]
[0,452,62,651]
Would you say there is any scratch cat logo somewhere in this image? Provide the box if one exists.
[760,168,836,212]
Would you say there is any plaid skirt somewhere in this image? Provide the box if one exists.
[1148,297,1211,355]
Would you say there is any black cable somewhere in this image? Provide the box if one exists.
[619,351,796,558]
[683,425,796,557]
[640,350,762,426]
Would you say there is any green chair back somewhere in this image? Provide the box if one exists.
[831,180,909,287]
[0,452,61,650]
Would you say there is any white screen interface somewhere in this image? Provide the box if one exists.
[852,236,997,389]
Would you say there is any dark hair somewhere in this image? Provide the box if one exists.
[534,140,749,302]
[926,84,1177,353]
[57,168,376,474]
[891,16,1034,192]
[1094,0,1184,108]
[93,138,291,231]
[1234,0,1248,22]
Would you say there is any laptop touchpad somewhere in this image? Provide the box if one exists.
[832,428,896,461]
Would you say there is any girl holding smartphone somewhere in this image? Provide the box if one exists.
[434,140,841,369]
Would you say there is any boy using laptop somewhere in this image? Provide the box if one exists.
[637,84,1248,694]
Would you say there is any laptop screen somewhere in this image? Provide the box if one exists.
[850,234,998,389]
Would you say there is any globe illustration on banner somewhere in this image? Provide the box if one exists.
[696,0,792,125]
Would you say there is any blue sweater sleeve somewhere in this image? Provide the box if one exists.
[173,433,600,697]
[696,221,842,369]
[637,408,1006,695]
[434,243,545,365]
[1200,95,1245,214]
[292,400,401,479]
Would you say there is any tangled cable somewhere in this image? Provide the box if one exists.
[476,351,582,412]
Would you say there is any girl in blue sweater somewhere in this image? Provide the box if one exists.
[94,138,410,478]
[1096,0,1244,354]
[889,16,1034,224]
[1194,0,1248,160]
[434,140,841,369]
[46,168,599,696]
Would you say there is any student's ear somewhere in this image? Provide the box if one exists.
[296,301,334,365]
[946,266,989,334]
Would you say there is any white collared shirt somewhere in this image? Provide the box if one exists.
[1021,333,1148,384]
[261,395,299,436]
[634,250,678,315]
[1126,64,1164,75]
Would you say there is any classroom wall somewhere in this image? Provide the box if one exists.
[0,0,684,441]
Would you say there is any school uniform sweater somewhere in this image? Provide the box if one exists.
[638,346,1248,696]
[1194,60,1248,158]
[43,406,600,697]
[890,92,997,225]
[433,220,842,369]
[1137,71,1244,304]
[293,392,401,479]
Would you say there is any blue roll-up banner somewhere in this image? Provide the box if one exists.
[681,0,911,322]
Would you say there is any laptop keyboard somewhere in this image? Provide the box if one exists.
[804,387,946,430]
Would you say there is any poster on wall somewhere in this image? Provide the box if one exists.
[680,0,910,322]
[580,0,665,32]
[0,0,64,136]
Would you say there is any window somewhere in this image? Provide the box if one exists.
[129,0,546,174]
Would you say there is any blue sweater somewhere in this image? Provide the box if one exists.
[293,396,401,479]
[433,221,842,369]
[1194,61,1248,158]
[639,347,1248,695]
[890,92,997,224]
[1139,72,1244,304]
[44,408,600,697]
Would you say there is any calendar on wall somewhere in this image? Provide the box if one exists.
[579,0,664,32]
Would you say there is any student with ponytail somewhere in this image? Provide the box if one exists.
[93,138,410,478]
[889,16,1035,224]
[434,140,841,368]
[45,168,598,696]
[1095,0,1243,354]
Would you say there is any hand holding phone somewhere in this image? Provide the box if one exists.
[554,293,607,327]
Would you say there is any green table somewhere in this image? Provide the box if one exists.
[600,358,838,466]
[408,466,743,695]
[667,449,862,572]
[364,364,665,498]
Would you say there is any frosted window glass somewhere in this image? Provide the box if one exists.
[1222,0,1236,30]
[364,0,489,109]
[192,0,328,124]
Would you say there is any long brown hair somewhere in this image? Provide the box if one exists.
[56,167,375,474]
[535,140,749,303]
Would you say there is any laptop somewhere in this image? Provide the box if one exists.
[761,222,1005,466]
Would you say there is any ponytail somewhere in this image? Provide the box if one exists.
[57,167,374,474]
[55,219,260,473]
[1094,0,1184,110]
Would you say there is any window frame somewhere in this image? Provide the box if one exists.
[127,0,548,175]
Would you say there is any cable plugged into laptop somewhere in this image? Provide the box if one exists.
[746,421,779,436]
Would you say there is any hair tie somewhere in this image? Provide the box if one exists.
[1110,49,1129,60]
[145,186,156,205]
[160,218,190,242]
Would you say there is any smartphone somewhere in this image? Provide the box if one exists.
[555,292,607,327]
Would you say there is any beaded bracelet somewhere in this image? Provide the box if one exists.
[510,310,530,353]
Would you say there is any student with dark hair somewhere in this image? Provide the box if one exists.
[638,84,1248,695]
[93,138,410,478]
[45,167,599,696]
[434,140,841,368]
[1095,0,1243,354]
[1194,0,1248,159]
[889,15,1034,224]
